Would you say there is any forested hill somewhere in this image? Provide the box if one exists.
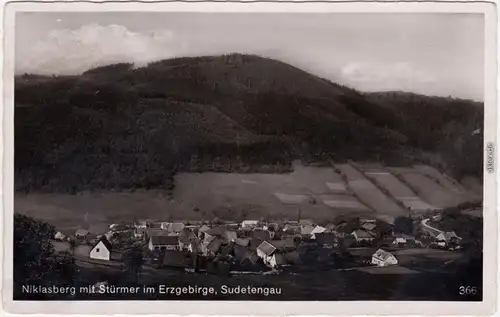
[15,54,483,192]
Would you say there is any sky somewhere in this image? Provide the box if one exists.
[16,12,484,101]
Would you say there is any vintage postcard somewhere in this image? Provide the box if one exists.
[1,0,497,315]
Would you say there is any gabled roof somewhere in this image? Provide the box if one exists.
[75,229,89,236]
[150,235,178,246]
[270,238,295,251]
[251,229,270,241]
[257,241,277,256]
[225,231,238,242]
[284,251,302,265]
[233,245,256,262]
[315,232,337,244]
[241,220,260,225]
[372,249,395,261]
[206,226,227,237]
[352,230,374,239]
[300,225,315,235]
[92,236,112,251]
[234,238,250,247]
[310,225,327,235]
[199,225,211,233]
[206,237,223,253]
[361,223,377,231]
[147,228,168,237]
[161,222,185,233]
[273,253,287,266]
[162,250,188,267]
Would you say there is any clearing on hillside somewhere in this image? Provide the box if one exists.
[388,167,462,209]
[333,163,405,217]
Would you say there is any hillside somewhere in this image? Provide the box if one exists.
[15,54,483,192]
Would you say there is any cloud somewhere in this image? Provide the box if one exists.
[340,61,436,92]
[16,24,183,75]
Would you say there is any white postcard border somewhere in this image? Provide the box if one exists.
[1,1,498,315]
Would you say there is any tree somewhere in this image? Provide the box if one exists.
[123,246,144,284]
[394,216,414,235]
[14,214,76,299]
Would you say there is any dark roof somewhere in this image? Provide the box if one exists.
[206,237,223,253]
[352,230,375,239]
[270,238,295,251]
[284,251,302,265]
[274,253,287,266]
[92,236,112,251]
[206,226,227,237]
[315,232,337,244]
[257,241,277,256]
[234,238,250,247]
[251,229,270,241]
[147,228,168,237]
[233,245,253,262]
[150,235,178,246]
[163,250,188,267]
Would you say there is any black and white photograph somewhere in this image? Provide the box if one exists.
[3,1,497,313]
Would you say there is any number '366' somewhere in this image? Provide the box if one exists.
[459,286,477,295]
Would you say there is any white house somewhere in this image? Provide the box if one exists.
[371,249,398,267]
[149,236,180,251]
[160,222,185,234]
[256,241,286,268]
[54,231,66,241]
[392,233,416,245]
[241,220,260,229]
[89,237,112,261]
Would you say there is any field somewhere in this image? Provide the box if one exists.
[361,167,438,212]
[15,161,480,234]
[388,167,462,208]
[334,164,404,218]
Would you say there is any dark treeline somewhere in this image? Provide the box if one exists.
[15,54,483,193]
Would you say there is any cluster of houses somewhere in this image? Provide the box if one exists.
[55,215,463,273]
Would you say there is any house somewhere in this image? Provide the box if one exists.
[269,238,296,253]
[54,231,66,241]
[89,237,112,261]
[361,222,377,232]
[148,236,180,251]
[283,224,301,234]
[204,237,223,256]
[241,220,260,229]
[351,230,375,242]
[203,226,227,242]
[299,219,314,226]
[75,229,89,239]
[233,244,259,264]
[392,233,416,245]
[314,232,338,247]
[109,224,129,232]
[178,229,201,252]
[134,220,149,228]
[300,225,315,236]
[224,230,238,242]
[371,249,398,267]
[162,250,189,268]
[310,225,327,239]
[256,241,278,267]
[256,240,288,268]
[249,230,271,250]
[234,237,251,247]
[436,231,461,243]
[160,222,185,234]
[198,225,211,236]
[134,227,146,239]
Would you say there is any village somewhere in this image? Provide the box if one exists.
[50,209,468,277]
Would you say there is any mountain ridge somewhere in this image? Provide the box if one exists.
[15,54,483,193]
